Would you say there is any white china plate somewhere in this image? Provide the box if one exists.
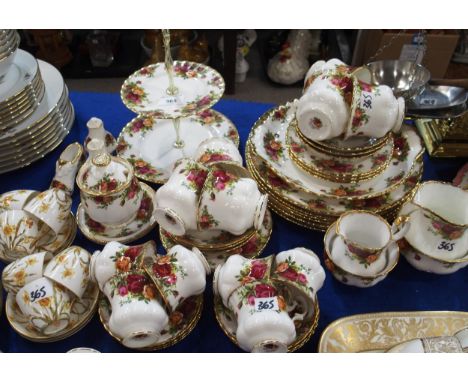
[0,103,74,174]
[0,49,39,102]
[121,61,225,119]
[0,91,71,158]
[0,84,69,147]
[0,60,65,141]
[116,110,239,184]
[249,101,424,199]
[325,221,399,277]
[76,183,157,244]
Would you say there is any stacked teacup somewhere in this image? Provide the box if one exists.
[213,247,325,352]
[0,30,75,174]
[155,137,269,268]
[0,143,83,263]
[1,246,92,336]
[92,241,210,349]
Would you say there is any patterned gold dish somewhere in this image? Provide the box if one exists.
[318,311,468,352]
[98,294,203,351]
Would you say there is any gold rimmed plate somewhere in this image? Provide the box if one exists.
[5,282,99,343]
[160,210,273,270]
[98,294,203,351]
[0,102,74,174]
[318,311,468,353]
[120,61,225,119]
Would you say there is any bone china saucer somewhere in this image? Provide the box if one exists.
[5,282,99,343]
[76,182,157,245]
[98,294,203,351]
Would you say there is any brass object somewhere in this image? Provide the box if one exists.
[415,113,468,157]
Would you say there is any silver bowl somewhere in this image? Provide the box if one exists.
[366,60,431,100]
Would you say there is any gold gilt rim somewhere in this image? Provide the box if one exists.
[98,293,204,351]
[5,282,99,343]
[0,32,19,60]
[0,104,71,160]
[0,93,69,148]
[0,70,43,112]
[75,185,158,245]
[0,102,73,163]
[246,104,425,201]
[409,180,468,228]
[289,149,389,184]
[0,84,69,145]
[120,60,225,118]
[213,294,320,352]
[287,120,393,183]
[0,104,74,174]
[116,110,240,185]
[294,116,392,157]
[159,210,273,267]
[76,156,135,197]
[318,310,468,353]
[166,228,257,252]
[323,222,400,279]
[246,137,424,201]
[246,143,422,216]
[0,84,43,118]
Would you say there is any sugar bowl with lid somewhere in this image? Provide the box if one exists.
[76,152,143,228]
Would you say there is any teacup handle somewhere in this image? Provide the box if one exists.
[391,215,411,242]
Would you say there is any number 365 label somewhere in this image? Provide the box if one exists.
[254,297,279,312]
[28,282,53,303]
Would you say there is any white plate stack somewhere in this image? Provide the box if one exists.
[0,29,74,174]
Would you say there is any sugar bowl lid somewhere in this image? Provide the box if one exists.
[76,152,134,196]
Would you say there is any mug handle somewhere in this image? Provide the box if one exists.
[391,215,411,242]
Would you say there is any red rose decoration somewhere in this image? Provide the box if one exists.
[126,274,146,294]
[124,246,142,261]
[249,260,267,279]
[153,263,172,278]
[280,267,299,282]
[254,283,277,298]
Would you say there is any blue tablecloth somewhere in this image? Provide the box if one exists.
[0,91,467,352]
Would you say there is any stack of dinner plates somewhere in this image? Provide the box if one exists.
[0,30,74,174]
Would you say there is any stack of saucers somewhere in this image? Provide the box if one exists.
[0,30,74,174]
[246,100,424,231]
